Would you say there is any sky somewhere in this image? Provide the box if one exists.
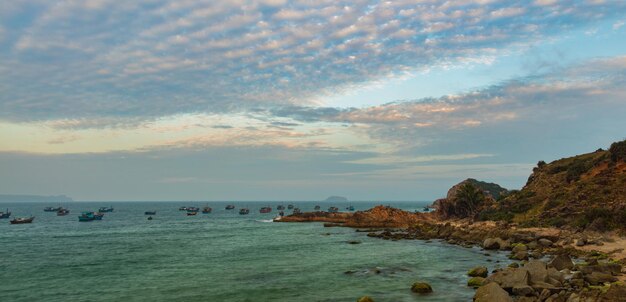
[1,0,625,201]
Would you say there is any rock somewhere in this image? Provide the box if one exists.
[508,263,520,268]
[347,240,362,244]
[547,268,565,284]
[468,266,489,278]
[510,251,529,261]
[549,254,574,271]
[539,238,553,247]
[575,239,586,247]
[527,241,538,249]
[512,244,528,253]
[538,289,552,301]
[482,237,510,250]
[468,277,486,288]
[523,260,549,283]
[512,285,535,296]
[410,282,433,294]
[484,238,500,250]
[474,283,513,302]
[530,251,543,259]
[583,271,618,285]
[486,268,530,290]
[357,296,374,302]
[566,293,580,302]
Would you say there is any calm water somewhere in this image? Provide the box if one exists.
[0,202,510,301]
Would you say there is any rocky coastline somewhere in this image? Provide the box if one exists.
[277,141,626,301]
[277,206,626,301]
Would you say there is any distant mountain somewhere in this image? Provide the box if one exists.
[0,194,73,203]
[324,196,348,202]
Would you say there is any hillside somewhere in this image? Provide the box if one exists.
[480,139,626,231]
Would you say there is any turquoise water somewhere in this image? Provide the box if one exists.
[0,202,510,301]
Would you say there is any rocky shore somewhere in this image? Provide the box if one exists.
[276,206,626,301]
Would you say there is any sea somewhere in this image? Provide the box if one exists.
[0,201,511,302]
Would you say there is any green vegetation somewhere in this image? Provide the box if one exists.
[609,139,626,162]
[474,139,626,231]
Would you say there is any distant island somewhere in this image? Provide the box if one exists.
[0,194,73,203]
[324,196,348,202]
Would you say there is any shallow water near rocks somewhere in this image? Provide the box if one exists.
[1,201,511,301]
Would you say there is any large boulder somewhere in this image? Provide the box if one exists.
[484,238,509,250]
[523,260,549,284]
[549,254,574,271]
[474,283,513,302]
[410,282,433,294]
[486,268,530,290]
[469,266,489,278]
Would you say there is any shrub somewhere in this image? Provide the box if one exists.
[609,140,626,162]
[478,209,514,222]
[566,159,591,183]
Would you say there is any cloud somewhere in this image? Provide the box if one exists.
[1,0,625,122]
[613,20,625,30]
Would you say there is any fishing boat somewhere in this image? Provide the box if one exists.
[314,205,321,211]
[78,211,95,222]
[328,206,339,213]
[346,205,355,211]
[239,208,250,215]
[0,209,11,219]
[259,206,272,214]
[225,205,235,210]
[44,206,62,212]
[98,206,114,212]
[147,216,153,220]
[277,205,285,210]
[57,208,70,216]
[187,207,199,212]
[94,212,104,220]
[187,211,198,216]
[202,206,212,214]
[179,206,188,211]
[287,204,294,209]
[10,216,34,224]
[145,211,157,215]
[293,208,302,214]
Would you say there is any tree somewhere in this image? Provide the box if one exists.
[453,183,486,218]
[609,139,626,162]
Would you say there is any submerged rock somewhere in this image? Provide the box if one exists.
[468,266,489,278]
[474,283,513,302]
[410,282,433,294]
[356,296,374,302]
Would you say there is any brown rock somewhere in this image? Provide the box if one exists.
[584,271,618,285]
[468,266,489,278]
[512,285,535,296]
[523,260,549,284]
[486,268,530,290]
[549,254,574,271]
[474,283,513,302]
